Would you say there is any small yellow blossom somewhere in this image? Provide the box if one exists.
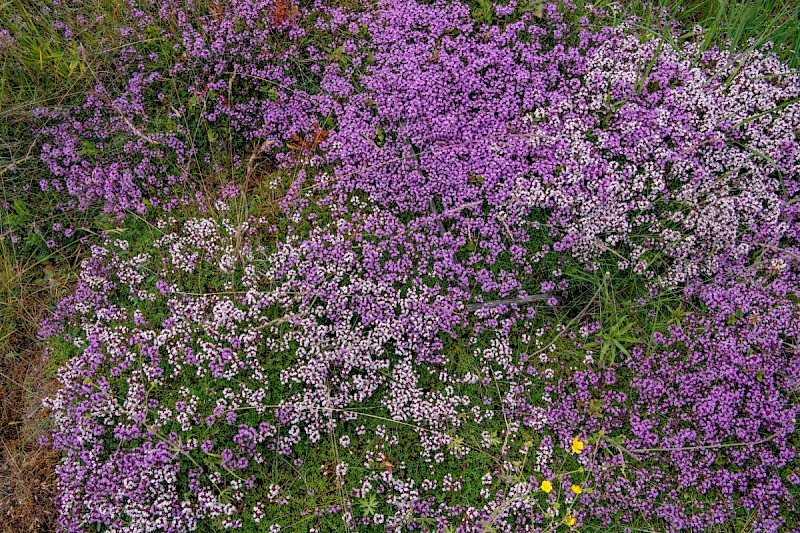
[571,436,585,454]
[571,484,582,495]
[540,480,553,493]
[564,514,576,527]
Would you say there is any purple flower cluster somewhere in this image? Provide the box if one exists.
[39,0,800,531]
[547,261,800,530]
[36,0,316,214]
[42,205,475,530]
[321,0,800,291]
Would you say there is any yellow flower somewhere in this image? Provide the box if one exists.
[540,480,553,493]
[564,514,576,527]
[571,484,582,495]
[571,436,585,454]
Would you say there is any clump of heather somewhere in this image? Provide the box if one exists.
[34,0,800,292]
[323,0,799,290]
[36,0,318,214]
[546,262,800,531]
[38,0,800,531]
[41,206,478,531]
[41,207,575,531]
[41,220,800,531]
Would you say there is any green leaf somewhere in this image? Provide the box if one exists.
[2,214,21,227]
[357,493,379,517]
[375,125,385,146]
[78,140,100,156]
[478,522,497,533]
[13,198,30,216]
[613,340,630,357]
[448,435,465,452]
[330,45,344,62]
[518,0,544,18]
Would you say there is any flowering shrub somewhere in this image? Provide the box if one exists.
[323,0,800,291]
[43,206,479,530]
[34,0,800,288]
[549,267,800,530]
[41,208,592,531]
[47,212,800,532]
[36,0,317,214]
[37,0,800,531]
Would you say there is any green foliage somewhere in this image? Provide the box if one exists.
[577,0,800,69]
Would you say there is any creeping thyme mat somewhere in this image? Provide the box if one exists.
[6,0,799,531]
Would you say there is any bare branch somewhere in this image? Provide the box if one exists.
[246,139,276,179]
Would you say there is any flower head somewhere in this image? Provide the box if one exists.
[564,514,576,527]
[571,436,585,454]
[571,484,582,495]
[541,480,553,493]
